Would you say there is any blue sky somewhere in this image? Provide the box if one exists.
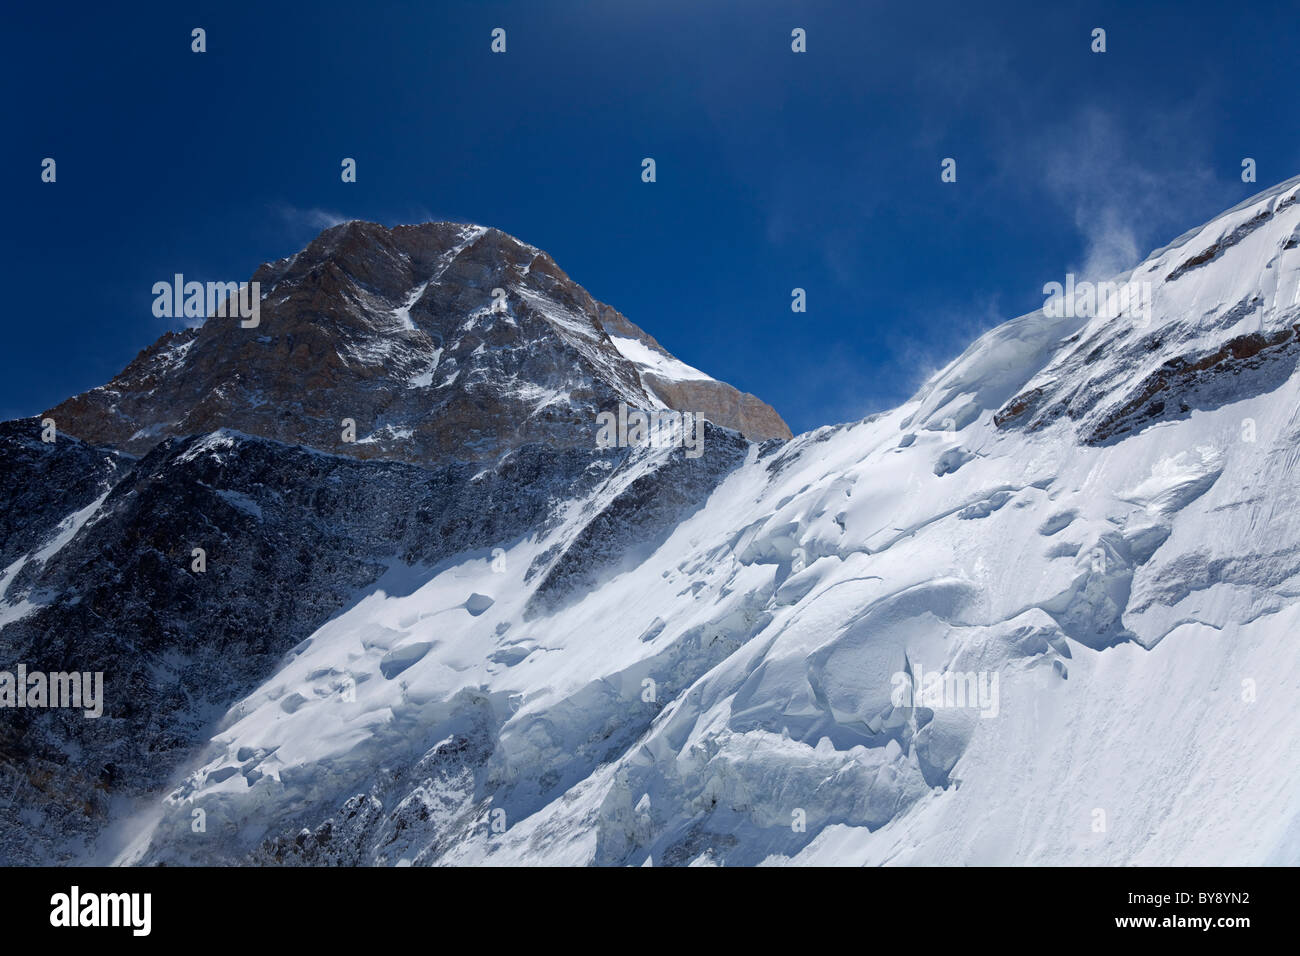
[4,0,1298,433]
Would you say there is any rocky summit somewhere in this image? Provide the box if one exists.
[45,221,791,468]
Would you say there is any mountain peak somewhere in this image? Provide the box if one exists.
[46,222,791,465]
[9,181,1300,868]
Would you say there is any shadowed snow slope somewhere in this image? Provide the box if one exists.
[6,181,1300,866]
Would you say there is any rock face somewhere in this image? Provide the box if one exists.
[45,221,791,465]
[597,309,792,441]
[0,418,750,863]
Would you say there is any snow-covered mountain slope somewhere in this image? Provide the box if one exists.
[101,177,1300,866]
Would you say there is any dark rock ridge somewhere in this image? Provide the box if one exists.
[993,315,1300,444]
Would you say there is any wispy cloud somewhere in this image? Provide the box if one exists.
[270,202,476,236]
[272,203,350,235]
[889,291,1010,396]
[1023,106,1220,281]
